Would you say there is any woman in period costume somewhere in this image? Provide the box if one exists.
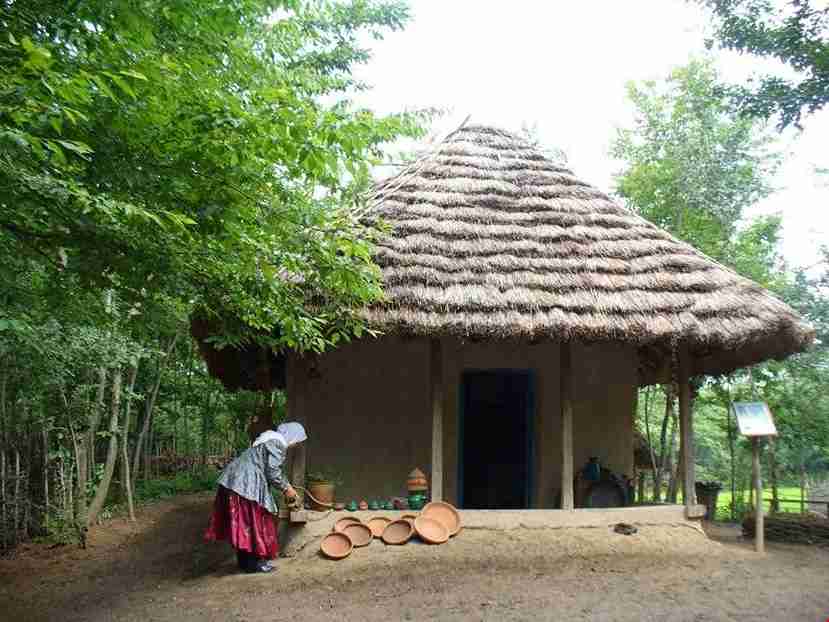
[204,422,306,573]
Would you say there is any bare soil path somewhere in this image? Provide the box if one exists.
[1,493,827,622]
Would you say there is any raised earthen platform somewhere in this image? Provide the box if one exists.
[278,504,706,557]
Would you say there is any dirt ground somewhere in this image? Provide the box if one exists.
[1,493,827,622]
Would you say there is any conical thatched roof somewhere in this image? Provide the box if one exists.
[364,124,814,379]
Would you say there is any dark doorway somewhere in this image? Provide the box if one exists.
[460,370,534,509]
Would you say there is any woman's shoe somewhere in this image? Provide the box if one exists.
[255,560,274,573]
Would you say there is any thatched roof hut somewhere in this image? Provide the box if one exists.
[364,124,813,381]
[197,124,813,512]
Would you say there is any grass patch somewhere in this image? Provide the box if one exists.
[713,486,805,521]
[133,467,220,504]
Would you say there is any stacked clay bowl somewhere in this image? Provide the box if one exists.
[333,516,362,533]
[381,519,414,545]
[342,522,372,547]
[366,516,392,538]
[321,518,371,559]
[421,502,462,537]
[321,502,462,559]
[320,532,353,559]
[413,516,449,544]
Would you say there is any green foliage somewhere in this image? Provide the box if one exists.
[700,0,829,129]
[1,0,427,353]
[133,468,220,504]
[612,59,778,263]
[0,0,425,550]
[622,58,829,519]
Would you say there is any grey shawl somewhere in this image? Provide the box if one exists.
[217,439,289,515]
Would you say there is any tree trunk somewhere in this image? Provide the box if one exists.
[666,412,679,503]
[800,460,806,514]
[43,427,49,534]
[769,437,779,513]
[131,332,179,489]
[14,448,21,544]
[86,368,122,527]
[727,397,737,521]
[652,386,674,502]
[87,367,108,479]
[121,364,138,522]
[70,422,87,546]
[1,449,6,549]
[201,391,213,466]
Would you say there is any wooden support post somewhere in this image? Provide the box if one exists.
[560,342,574,510]
[752,437,764,553]
[677,347,696,508]
[430,339,444,502]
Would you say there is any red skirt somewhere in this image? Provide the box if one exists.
[204,486,279,559]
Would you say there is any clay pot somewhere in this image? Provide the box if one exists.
[358,499,369,511]
[368,499,380,511]
[307,481,335,511]
[401,513,418,526]
[334,502,346,511]
[342,523,372,547]
[382,519,414,545]
[422,501,462,537]
[408,493,427,511]
[320,532,353,560]
[414,516,449,545]
[346,500,358,512]
[407,468,428,492]
[334,517,362,533]
[367,516,392,538]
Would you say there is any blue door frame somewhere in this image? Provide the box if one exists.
[457,369,536,509]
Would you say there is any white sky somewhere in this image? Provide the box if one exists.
[351,0,828,271]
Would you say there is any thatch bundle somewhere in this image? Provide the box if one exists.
[365,125,813,378]
[190,315,286,392]
[742,513,829,546]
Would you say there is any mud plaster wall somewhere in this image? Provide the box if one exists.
[288,338,637,507]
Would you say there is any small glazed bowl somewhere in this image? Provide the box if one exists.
[343,522,372,547]
[333,517,362,533]
[320,532,353,560]
[333,502,346,511]
[366,516,392,538]
[414,516,449,545]
[382,519,414,545]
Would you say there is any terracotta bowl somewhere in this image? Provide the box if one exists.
[382,519,414,545]
[366,516,392,538]
[401,513,418,526]
[342,523,372,547]
[333,517,362,533]
[422,501,462,536]
[320,532,353,560]
[413,516,449,545]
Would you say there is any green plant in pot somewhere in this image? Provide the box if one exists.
[306,469,343,511]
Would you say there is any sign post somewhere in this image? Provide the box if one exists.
[732,402,777,554]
